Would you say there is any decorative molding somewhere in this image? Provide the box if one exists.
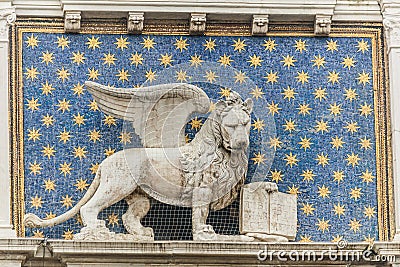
[189,13,206,35]
[64,11,81,33]
[0,7,16,39]
[314,14,332,35]
[128,12,144,34]
[383,13,400,49]
[251,15,269,36]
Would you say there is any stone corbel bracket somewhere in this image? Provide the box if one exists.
[0,7,16,38]
[314,14,332,35]
[128,12,144,34]
[64,11,81,33]
[252,15,269,36]
[190,13,206,35]
[383,13,400,49]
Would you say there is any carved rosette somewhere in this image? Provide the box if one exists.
[383,14,400,49]
[0,7,16,39]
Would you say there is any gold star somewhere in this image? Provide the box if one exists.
[364,206,376,219]
[270,169,283,183]
[331,136,345,149]
[57,99,71,113]
[267,101,280,115]
[115,36,130,50]
[42,144,56,158]
[174,70,188,82]
[359,137,372,150]
[316,153,329,167]
[252,152,266,165]
[296,70,309,84]
[299,136,312,150]
[268,137,282,150]
[341,56,356,69]
[294,39,307,53]
[29,161,42,175]
[41,51,54,65]
[350,187,362,200]
[26,34,40,49]
[356,39,369,53]
[104,147,115,157]
[313,87,327,101]
[327,71,340,84]
[234,71,248,84]
[333,203,346,217]
[297,103,312,115]
[55,36,70,50]
[71,51,85,65]
[287,185,300,195]
[344,121,360,133]
[25,66,39,80]
[218,54,233,67]
[328,103,342,116]
[357,71,371,86]
[284,152,299,167]
[281,55,296,69]
[252,118,265,132]
[45,212,56,220]
[27,128,41,141]
[364,235,375,244]
[90,163,99,174]
[141,36,156,50]
[39,81,55,95]
[57,67,71,82]
[349,218,362,232]
[88,100,99,111]
[311,55,326,68]
[190,54,203,67]
[59,162,72,176]
[300,235,312,243]
[145,69,157,83]
[159,53,173,67]
[72,83,84,96]
[301,169,315,182]
[204,70,218,83]
[282,86,297,101]
[346,152,361,167]
[108,213,119,227]
[88,129,101,143]
[102,52,117,66]
[217,88,230,99]
[204,38,216,52]
[333,170,345,183]
[326,39,338,52]
[73,146,87,160]
[30,195,42,209]
[58,128,71,143]
[189,117,203,130]
[263,38,277,52]
[248,54,263,68]
[41,114,54,127]
[103,115,117,127]
[359,102,373,117]
[43,179,56,192]
[361,169,375,183]
[318,185,331,198]
[301,203,315,216]
[126,52,143,67]
[33,230,44,238]
[87,68,100,80]
[174,36,189,52]
[332,235,343,243]
[283,118,296,132]
[250,86,264,100]
[316,218,330,233]
[315,119,329,133]
[73,113,86,126]
[119,131,132,144]
[86,36,102,50]
[265,70,279,84]
[75,178,89,192]
[116,69,131,83]
[344,88,358,101]
[232,38,246,52]
[62,230,74,240]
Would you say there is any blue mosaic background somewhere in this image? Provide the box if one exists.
[22,32,378,242]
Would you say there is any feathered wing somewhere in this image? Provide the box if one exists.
[85,81,210,147]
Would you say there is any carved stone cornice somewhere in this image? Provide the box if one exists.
[0,7,16,40]
[383,13,400,49]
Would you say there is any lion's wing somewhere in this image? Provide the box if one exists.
[85,81,210,147]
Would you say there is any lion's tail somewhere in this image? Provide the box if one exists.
[24,167,102,228]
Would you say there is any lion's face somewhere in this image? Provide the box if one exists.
[219,99,253,152]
